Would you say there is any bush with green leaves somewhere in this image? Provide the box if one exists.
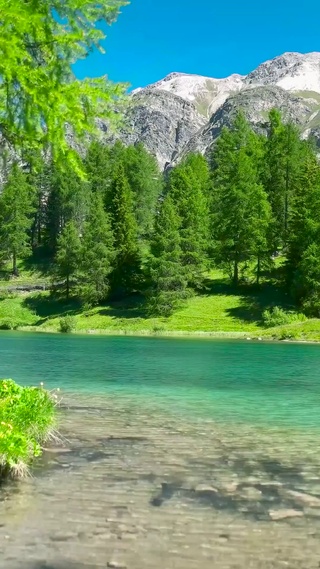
[0,318,18,330]
[262,306,307,328]
[59,315,76,333]
[0,379,58,479]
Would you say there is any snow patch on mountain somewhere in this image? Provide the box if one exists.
[136,72,245,118]
[245,52,320,94]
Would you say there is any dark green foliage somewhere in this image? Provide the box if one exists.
[212,112,271,285]
[121,143,162,239]
[78,193,115,306]
[286,144,320,296]
[45,163,88,254]
[86,141,162,240]
[147,195,188,316]
[25,153,50,251]
[109,163,141,295]
[0,163,35,275]
[85,141,113,198]
[295,243,320,316]
[169,161,210,289]
[55,221,81,299]
[2,109,320,321]
[263,110,302,248]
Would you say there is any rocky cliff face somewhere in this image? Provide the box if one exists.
[106,90,206,170]
[104,52,320,168]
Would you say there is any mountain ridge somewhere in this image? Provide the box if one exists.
[105,52,320,169]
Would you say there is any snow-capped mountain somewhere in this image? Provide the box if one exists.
[105,52,320,169]
[136,72,245,118]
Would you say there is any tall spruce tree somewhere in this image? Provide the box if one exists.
[120,143,162,239]
[212,113,271,285]
[85,141,113,199]
[298,243,320,316]
[263,109,302,249]
[24,152,50,252]
[147,195,188,316]
[109,163,141,295]
[78,193,115,306]
[168,163,210,289]
[182,153,212,197]
[0,163,35,275]
[55,221,81,299]
[286,141,320,303]
[45,162,88,254]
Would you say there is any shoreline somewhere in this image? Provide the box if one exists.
[5,325,320,345]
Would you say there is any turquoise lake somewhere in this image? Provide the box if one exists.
[1,332,320,569]
[1,332,320,426]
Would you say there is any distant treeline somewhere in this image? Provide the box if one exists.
[1,109,320,317]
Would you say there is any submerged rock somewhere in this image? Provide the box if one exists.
[269,509,303,521]
[286,490,320,508]
[195,484,218,494]
[240,487,262,501]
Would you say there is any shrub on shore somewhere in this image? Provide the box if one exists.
[59,315,76,333]
[0,379,58,479]
[263,306,306,328]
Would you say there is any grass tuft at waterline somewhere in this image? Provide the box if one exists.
[0,379,59,480]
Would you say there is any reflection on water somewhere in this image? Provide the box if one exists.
[1,334,320,567]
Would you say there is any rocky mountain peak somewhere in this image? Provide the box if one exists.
[244,52,320,93]
[104,52,320,169]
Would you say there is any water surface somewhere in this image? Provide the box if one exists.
[1,332,320,568]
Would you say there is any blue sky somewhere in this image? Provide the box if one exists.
[74,0,320,90]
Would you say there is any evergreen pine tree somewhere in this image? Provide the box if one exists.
[85,141,113,199]
[109,163,141,295]
[212,113,271,285]
[286,141,320,302]
[263,109,302,249]
[55,221,81,299]
[78,193,115,306]
[168,163,210,289]
[45,162,88,255]
[147,195,188,316]
[24,152,50,252]
[182,153,212,196]
[121,143,162,239]
[298,243,320,316]
[0,163,35,275]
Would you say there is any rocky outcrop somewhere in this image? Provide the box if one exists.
[178,86,317,160]
[104,51,320,169]
[104,90,206,170]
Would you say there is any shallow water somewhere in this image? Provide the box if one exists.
[1,333,320,568]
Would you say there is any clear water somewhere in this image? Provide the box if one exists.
[1,332,320,568]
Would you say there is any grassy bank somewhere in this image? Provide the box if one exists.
[0,267,319,341]
[0,379,58,480]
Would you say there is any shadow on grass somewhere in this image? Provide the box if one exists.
[23,293,82,325]
[97,293,148,320]
[20,256,53,278]
[21,271,294,329]
[0,254,53,283]
[201,273,292,326]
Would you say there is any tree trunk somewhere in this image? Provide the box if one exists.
[66,274,69,300]
[256,254,261,286]
[12,251,19,276]
[233,258,239,287]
